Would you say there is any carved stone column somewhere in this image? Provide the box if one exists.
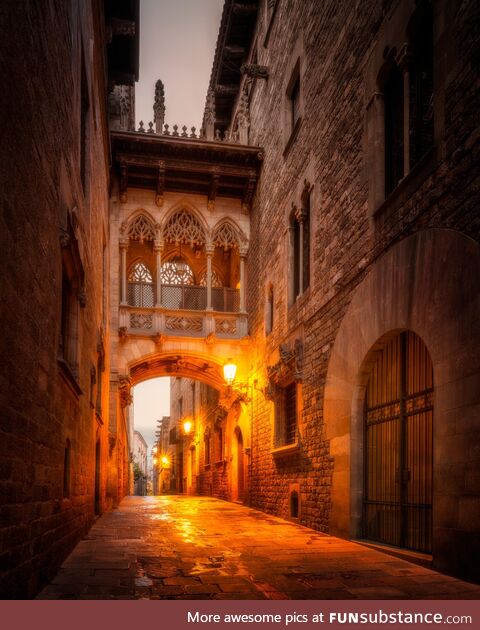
[239,246,248,313]
[119,238,128,305]
[154,238,164,307]
[294,205,307,296]
[206,242,215,311]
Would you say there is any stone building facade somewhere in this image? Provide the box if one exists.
[168,377,233,501]
[133,430,148,495]
[0,0,479,599]
[0,0,139,598]
[203,0,479,581]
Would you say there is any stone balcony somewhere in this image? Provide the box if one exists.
[119,286,248,339]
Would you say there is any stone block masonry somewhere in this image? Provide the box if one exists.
[241,0,480,580]
[0,1,113,598]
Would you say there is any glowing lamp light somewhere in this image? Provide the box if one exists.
[161,455,169,466]
[183,419,193,435]
[152,457,157,465]
[152,446,158,454]
[223,361,237,386]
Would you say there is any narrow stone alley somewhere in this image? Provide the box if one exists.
[37,497,480,600]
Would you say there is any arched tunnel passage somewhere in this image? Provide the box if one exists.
[125,351,252,505]
[128,352,228,391]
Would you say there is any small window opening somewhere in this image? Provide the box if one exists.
[290,491,299,518]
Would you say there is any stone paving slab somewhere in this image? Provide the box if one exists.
[37,496,480,600]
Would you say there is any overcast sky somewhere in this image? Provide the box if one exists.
[133,1,223,452]
[133,378,170,454]
[135,0,224,130]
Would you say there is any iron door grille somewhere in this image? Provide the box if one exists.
[363,331,433,553]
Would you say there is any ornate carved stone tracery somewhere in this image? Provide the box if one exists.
[213,221,240,251]
[162,208,206,246]
[124,214,157,243]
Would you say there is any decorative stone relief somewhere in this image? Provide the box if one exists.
[165,316,203,333]
[268,338,303,385]
[118,375,133,408]
[162,209,206,246]
[130,313,153,329]
[240,63,269,80]
[153,79,165,133]
[125,214,157,243]
[235,91,250,145]
[212,222,238,250]
[204,89,216,140]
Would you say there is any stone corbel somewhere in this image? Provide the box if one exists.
[118,375,133,407]
[267,338,304,387]
[240,64,269,80]
[153,332,166,347]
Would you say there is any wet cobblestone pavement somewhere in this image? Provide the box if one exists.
[38,496,480,600]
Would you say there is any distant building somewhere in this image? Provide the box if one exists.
[133,431,148,495]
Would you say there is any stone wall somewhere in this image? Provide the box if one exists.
[0,1,111,597]
[243,0,480,578]
[168,377,229,499]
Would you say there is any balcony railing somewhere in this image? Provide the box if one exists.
[120,306,247,339]
[127,283,240,313]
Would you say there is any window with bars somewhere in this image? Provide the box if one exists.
[127,261,154,307]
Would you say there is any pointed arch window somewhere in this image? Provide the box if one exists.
[199,268,223,288]
[128,261,154,307]
[160,257,194,285]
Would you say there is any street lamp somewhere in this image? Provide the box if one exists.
[223,360,237,385]
[183,419,193,435]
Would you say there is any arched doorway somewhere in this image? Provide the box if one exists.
[363,330,433,553]
[233,427,244,502]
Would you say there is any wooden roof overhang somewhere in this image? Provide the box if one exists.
[203,1,260,137]
[111,131,263,208]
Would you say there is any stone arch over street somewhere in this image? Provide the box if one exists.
[324,228,480,580]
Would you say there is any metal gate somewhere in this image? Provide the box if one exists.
[363,331,433,553]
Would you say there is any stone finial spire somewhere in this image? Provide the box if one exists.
[204,89,216,140]
[153,79,165,133]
